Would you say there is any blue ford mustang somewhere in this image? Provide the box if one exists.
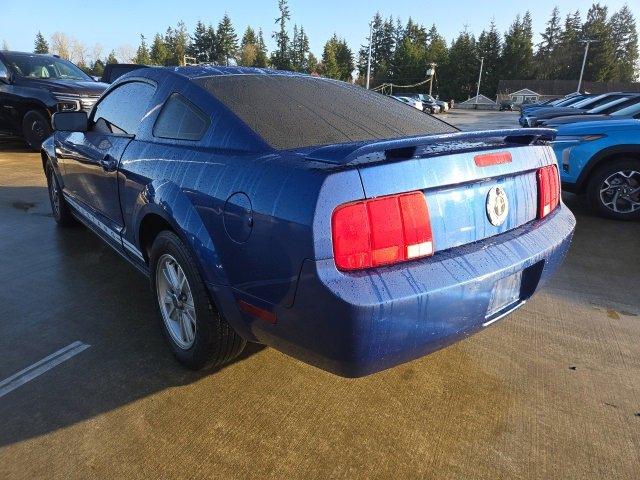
[41,66,575,377]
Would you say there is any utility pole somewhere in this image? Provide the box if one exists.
[475,56,484,104]
[427,63,436,96]
[577,39,598,93]
[366,21,373,89]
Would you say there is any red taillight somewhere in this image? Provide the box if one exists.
[332,192,433,271]
[474,151,512,167]
[537,164,560,219]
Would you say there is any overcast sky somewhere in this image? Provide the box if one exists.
[2,0,639,60]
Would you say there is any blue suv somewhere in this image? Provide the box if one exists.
[552,119,640,220]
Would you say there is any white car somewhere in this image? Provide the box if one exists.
[392,96,423,111]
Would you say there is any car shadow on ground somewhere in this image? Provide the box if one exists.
[0,184,264,447]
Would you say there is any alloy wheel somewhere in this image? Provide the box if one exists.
[156,253,197,350]
[599,170,640,214]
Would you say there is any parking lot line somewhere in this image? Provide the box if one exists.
[0,341,91,398]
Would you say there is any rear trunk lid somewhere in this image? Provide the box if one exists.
[313,129,557,252]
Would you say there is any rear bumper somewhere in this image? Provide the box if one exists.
[239,205,576,377]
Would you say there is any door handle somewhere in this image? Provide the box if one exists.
[99,154,117,172]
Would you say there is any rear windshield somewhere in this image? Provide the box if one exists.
[194,74,457,150]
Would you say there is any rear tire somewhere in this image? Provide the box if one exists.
[586,158,640,221]
[46,164,76,227]
[149,231,246,370]
[23,110,52,151]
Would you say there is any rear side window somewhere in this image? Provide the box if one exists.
[153,93,210,141]
[194,75,457,150]
[92,81,155,135]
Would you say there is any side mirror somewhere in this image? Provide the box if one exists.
[52,111,88,132]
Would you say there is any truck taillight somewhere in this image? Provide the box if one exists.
[332,192,433,271]
[537,164,560,219]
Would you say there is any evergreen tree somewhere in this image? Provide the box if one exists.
[34,31,49,54]
[92,59,105,76]
[557,10,583,80]
[165,22,190,66]
[391,18,427,86]
[535,7,563,79]
[106,50,118,64]
[609,5,638,82]
[150,33,169,65]
[307,52,319,73]
[321,34,353,81]
[216,14,238,66]
[271,0,291,70]
[500,13,534,80]
[581,4,616,82]
[477,20,501,98]
[441,30,477,100]
[134,34,151,64]
[190,21,216,63]
[255,29,269,67]
[357,13,397,87]
[290,25,310,72]
[239,26,258,67]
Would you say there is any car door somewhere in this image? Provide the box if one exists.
[58,80,155,238]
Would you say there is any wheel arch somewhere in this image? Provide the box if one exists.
[575,145,640,193]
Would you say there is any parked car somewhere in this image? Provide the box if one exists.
[392,95,424,111]
[552,119,640,220]
[520,93,628,127]
[0,51,107,150]
[499,100,516,111]
[520,94,589,115]
[42,67,575,377]
[543,100,640,127]
[409,93,445,113]
[100,63,147,84]
[535,94,640,127]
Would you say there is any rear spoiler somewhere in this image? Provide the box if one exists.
[307,128,556,165]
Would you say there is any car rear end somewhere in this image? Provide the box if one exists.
[273,130,575,377]
[193,73,575,377]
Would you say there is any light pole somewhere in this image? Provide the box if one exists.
[366,21,374,89]
[475,56,484,104]
[577,39,598,93]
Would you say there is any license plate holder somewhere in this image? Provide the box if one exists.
[486,271,523,318]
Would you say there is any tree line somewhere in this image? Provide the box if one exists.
[28,1,638,100]
[360,3,638,100]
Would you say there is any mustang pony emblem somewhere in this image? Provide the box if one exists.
[486,186,509,226]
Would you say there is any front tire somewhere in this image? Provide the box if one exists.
[46,165,76,227]
[23,110,52,151]
[587,158,640,221]
[149,231,246,370]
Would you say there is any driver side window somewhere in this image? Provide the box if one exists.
[92,81,155,135]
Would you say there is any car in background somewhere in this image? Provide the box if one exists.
[499,100,516,111]
[543,101,640,127]
[42,66,574,377]
[392,95,424,111]
[410,93,446,113]
[521,93,629,127]
[553,119,640,220]
[520,94,585,114]
[0,50,107,149]
[535,94,640,127]
[99,63,148,84]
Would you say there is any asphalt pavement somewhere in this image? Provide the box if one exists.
[0,111,638,479]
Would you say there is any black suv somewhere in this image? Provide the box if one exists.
[0,51,108,150]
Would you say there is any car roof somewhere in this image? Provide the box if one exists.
[0,50,59,58]
[169,65,309,80]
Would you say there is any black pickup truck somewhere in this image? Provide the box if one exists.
[0,51,108,150]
